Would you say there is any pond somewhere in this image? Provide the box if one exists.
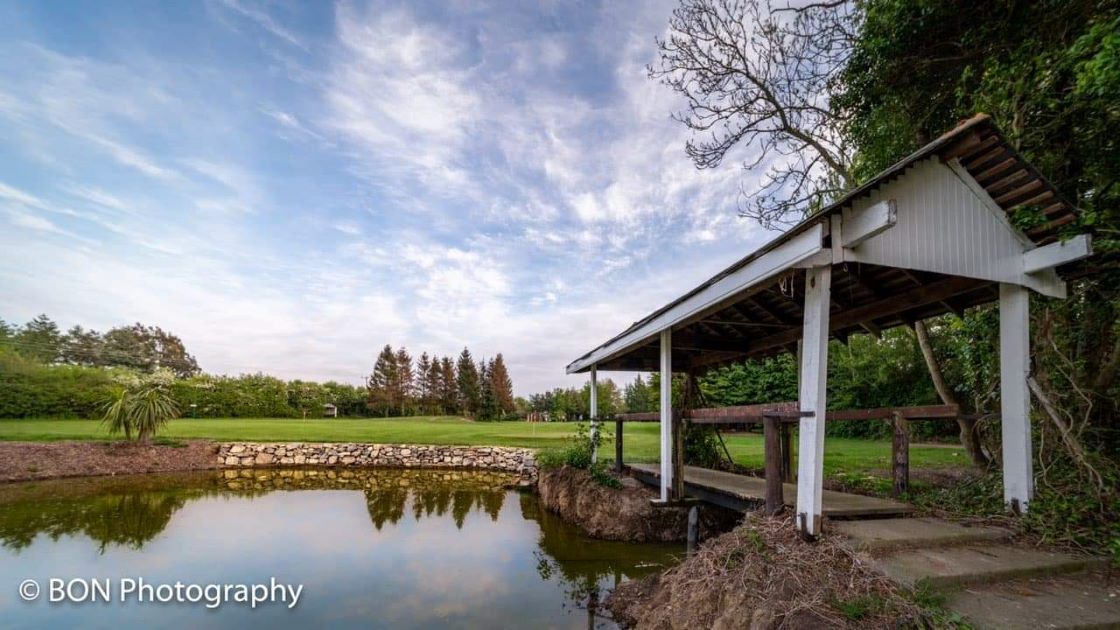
[0,468,680,629]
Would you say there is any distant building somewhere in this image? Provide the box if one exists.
[323,403,338,418]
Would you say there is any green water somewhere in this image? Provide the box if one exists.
[0,468,680,629]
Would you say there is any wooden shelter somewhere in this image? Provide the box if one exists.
[566,115,1091,536]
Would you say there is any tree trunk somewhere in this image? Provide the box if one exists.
[914,320,990,468]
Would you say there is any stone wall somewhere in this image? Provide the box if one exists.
[217,443,537,483]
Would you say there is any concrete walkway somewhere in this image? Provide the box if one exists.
[627,463,912,517]
[833,517,1117,629]
[624,464,1118,628]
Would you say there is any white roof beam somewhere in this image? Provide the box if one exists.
[565,222,826,374]
[841,199,897,248]
[1023,234,1092,273]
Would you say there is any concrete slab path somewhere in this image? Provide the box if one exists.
[948,572,1120,630]
[870,544,1103,589]
[832,517,1011,552]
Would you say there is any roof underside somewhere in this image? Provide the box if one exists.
[568,115,1081,375]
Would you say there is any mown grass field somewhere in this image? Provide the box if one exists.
[0,416,966,477]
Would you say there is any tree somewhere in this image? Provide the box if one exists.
[650,0,857,227]
[476,358,501,421]
[0,318,13,344]
[288,380,327,418]
[438,356,459,415]
[101,371,179,444]
[394,347,414,416]
[836,0,1120,457]
[100,323,200,377]
[416,352,434,413]
[489,353,515,417]
[456,348,481,417]
[15,314,62,363]
[367,345,398,416]
[623,374,654,413]
[61,326,103,366]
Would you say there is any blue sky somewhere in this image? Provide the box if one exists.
[0,0,773,394]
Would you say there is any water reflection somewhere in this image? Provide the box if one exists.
[0,468,679,628]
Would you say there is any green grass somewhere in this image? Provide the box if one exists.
[0,417,966,475]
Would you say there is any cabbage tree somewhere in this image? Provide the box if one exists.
[101,371,179,444]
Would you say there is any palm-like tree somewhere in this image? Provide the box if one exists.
[101,375,178,444]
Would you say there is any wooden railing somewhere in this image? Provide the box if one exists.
[607,403,961,512]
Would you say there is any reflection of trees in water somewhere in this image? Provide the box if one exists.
[520,493,680,626]
[0,468,519,551]
[0,492,191,552]
[360,471,508,530]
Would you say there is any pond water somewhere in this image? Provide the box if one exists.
[0,468,680,629]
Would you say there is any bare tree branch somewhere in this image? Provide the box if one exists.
[650,0,857,228]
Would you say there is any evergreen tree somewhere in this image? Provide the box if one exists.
[489,353,515,417]
[394,347,414,416]
[623,374,654,413]
[416,352,433,413]
[15,314,62,363]
[438,356,458,415]
[477,358,500,421]
[456,348,480,417]
[424,354,443,414]
[367,345,398,416]
[0,318,12,344]
[61,325,103,366]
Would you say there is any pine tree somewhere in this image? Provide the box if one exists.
[367,345,398,416]
[456,348,480,417]
[624,374,654,413]
[489,353,515,417]
[477,358,500,421]
[394,347,414,416]
[439,356,458,415]
[15,314,62,363]
[416,352,433,414]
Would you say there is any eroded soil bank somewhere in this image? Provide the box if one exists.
[0,440,220,482]
[535,465,738,542]
[606,515,921,629]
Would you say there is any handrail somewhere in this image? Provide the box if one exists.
[612,403,959,424]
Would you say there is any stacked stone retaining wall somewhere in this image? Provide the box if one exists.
[217,443,537,483]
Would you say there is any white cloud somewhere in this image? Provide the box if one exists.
[325,5,481,198]
[0,0,779,395]
[213,0,309,51]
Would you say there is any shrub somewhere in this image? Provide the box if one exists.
[101,371,179,443]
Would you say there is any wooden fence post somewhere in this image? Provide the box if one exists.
[614,417,624,473]
[892,411,909,497]
[671,410,685,501]
[764,415,784,515]
[779,421,794,483]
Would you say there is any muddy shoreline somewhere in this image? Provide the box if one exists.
[0,440,221,483]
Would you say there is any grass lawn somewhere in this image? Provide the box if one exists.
[0,416,966,477]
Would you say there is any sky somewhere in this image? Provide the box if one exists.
[0,0,776,395]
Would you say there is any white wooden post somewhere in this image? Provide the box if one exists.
[659,329,673,502]
[589,365,599,463]
[796,266,831,536]
[999,283,1033,512]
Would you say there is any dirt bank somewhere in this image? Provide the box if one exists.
[0,440,220,482]
[536,466,738,542]
[606,515,920,629]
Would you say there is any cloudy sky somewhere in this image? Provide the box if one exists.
[0,0,775,395]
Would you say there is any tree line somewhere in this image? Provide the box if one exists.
[525,376,656,421]
[0,314,520,421]
[0,314,200,377]
[367,345,516,420]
